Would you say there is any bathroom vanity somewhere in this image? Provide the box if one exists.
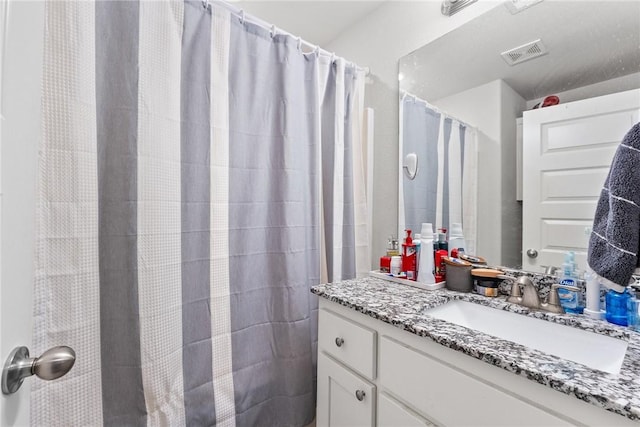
[313,277,640,426]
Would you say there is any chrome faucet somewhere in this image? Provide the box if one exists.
[505,276,580,314]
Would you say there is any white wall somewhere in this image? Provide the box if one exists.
[326,1,501,267]
[500,81,526,267]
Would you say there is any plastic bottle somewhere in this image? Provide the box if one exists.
[402,229,417,281]
[448,223,467,255]
[437,228,448,252]
[584,267,604,319]
[605,288,632,326]
[386,235,400,257]
[390,256,402,276]
[627,289,640,332]
[435,249,448,283]
[557,251,583,314]
[414,233,422,278]
[417,223,436,284]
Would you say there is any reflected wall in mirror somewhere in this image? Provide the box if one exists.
[399,1,640,271]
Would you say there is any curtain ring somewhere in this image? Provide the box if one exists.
[314,45,320,57]
[270,25,277,38]
[202,0,208,9]
[240,10,245,24]
[297,37,302,51]
[330,52,336,63]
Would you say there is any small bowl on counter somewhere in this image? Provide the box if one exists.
[471,268,505,297]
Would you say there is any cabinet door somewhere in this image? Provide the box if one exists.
[378,392,434,427]
[522,88,640,270]
[379,336,572,426]
[317,353,375,427]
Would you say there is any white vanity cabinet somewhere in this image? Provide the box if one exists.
[316,298,638,426]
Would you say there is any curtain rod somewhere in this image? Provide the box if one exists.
[401,90,476,131]
[208,0,370,76]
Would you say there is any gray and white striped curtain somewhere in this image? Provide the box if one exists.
[399,94,478,254]
[32,1,368,425]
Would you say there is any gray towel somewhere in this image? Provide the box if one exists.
[588,122,640,292]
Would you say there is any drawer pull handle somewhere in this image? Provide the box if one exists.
[335,337,344,347]
[355,390,366,401]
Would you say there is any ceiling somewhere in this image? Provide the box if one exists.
[400,1,640,102]
[235,1,386,47]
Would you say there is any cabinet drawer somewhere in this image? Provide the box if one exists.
[378,392,434,427]
[379,336,572,426]
[317,353,376,427]
[318,308,376,380]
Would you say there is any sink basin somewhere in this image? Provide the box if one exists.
[424,300,628,375]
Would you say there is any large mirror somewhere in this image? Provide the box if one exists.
[399,1,640,270]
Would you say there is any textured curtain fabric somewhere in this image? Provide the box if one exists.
[317,57,369,283]
[400,94,478,254]
[32,1,367,426]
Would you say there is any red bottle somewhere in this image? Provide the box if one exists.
[435,249,448,282]
[402,229,417,281]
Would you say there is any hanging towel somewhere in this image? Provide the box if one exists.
[588,122,640,292]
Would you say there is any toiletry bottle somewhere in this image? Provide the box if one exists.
[557,251,582,314]
[437,228,448,252]
[627,288,640,332]
[379,255,391,273]
[584,267,603,319]
[605,287,632,326]
[449,222,467,255]
[386,235,400,257]
[402,229,417,280]
[435,249,448,282]
[416,233,423,279]
[390,256,402,276]
[417,223,436,284]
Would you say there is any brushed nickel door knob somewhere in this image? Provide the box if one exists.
[355,390,366,401]
[335,337,344,347]
[526,249,538,258]
[2,346,75,395]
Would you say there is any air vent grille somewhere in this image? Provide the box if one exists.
[501,39,548,66]
[441,0,478,17]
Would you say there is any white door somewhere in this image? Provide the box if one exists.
[1,1,45,425]
[522,88,640,272]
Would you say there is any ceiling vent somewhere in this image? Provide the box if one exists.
[501,39,548,66]
[441,0,478,17]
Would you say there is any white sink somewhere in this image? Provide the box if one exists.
[424,300,628,375]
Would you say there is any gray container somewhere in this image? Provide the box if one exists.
[444,257,473,292]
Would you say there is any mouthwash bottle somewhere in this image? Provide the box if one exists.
[557,251,583,314]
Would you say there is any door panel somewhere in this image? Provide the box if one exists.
[522,89,640,271]
[1,1,45,425]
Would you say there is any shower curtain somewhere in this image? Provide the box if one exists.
[399,94,478,254]
[32,1,368,425]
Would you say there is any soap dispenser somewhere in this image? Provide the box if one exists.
[401,229,417,281]
[557,252,583,314]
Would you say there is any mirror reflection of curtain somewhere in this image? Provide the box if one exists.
[399,94,477,254]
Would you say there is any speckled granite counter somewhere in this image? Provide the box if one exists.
[311,276,640,422]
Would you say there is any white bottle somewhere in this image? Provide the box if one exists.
[414,233,422,276]
[584,267,604,319]
[417,223,436,284]
[390,256,402,276]
[449,222,467,253]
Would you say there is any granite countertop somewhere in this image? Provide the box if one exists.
[311,276,640,422]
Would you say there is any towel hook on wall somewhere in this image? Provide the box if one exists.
[403,153,419,180]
